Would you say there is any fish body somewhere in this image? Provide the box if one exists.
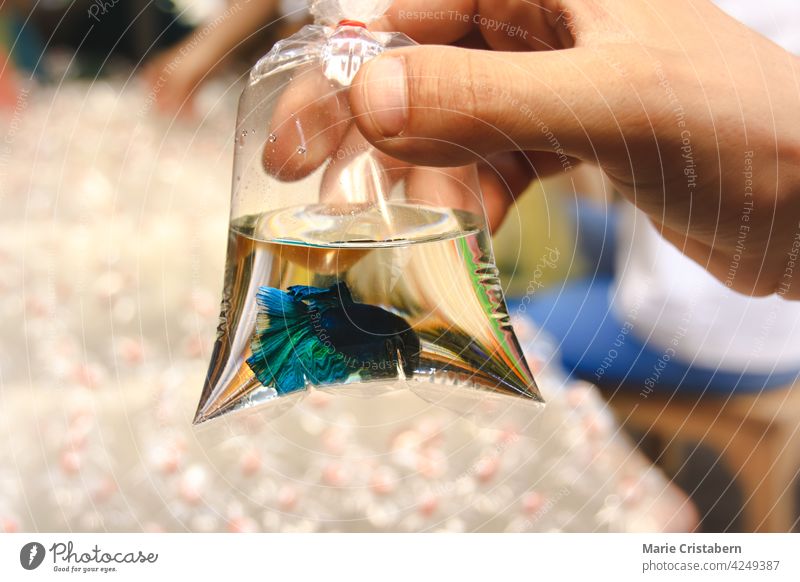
[247,282,420,395]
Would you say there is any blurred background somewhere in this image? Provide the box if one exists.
[0,0,797,533]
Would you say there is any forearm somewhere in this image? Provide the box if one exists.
[187,0,280,64]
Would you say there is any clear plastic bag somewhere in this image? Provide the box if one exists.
[194,0,544,424]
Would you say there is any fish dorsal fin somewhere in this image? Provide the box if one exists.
[286,283,355,313]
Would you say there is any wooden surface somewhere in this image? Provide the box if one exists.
[603,386,800,532]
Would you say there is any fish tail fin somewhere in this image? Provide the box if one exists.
[246,285,353,394]
[246,286,314,394]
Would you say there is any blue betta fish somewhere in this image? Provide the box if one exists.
[246,282,420,395]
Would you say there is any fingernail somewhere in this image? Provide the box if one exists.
[363,56,407,137]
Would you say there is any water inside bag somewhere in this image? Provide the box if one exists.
[195,203,542,423]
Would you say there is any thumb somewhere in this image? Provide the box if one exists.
[350,45,641,167]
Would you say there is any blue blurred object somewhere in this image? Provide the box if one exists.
[3,12,46,77]
[509,199,800,395]
[510,278,799,395]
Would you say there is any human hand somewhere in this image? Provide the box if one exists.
[141,39,219,115]
[261,56,493,227]
[142,1,284,116]
[348,0,800,297]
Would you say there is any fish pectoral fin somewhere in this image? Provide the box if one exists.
[382,338,401,368]
[388,335,418,377]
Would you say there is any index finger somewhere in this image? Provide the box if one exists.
[263,63,351,182]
